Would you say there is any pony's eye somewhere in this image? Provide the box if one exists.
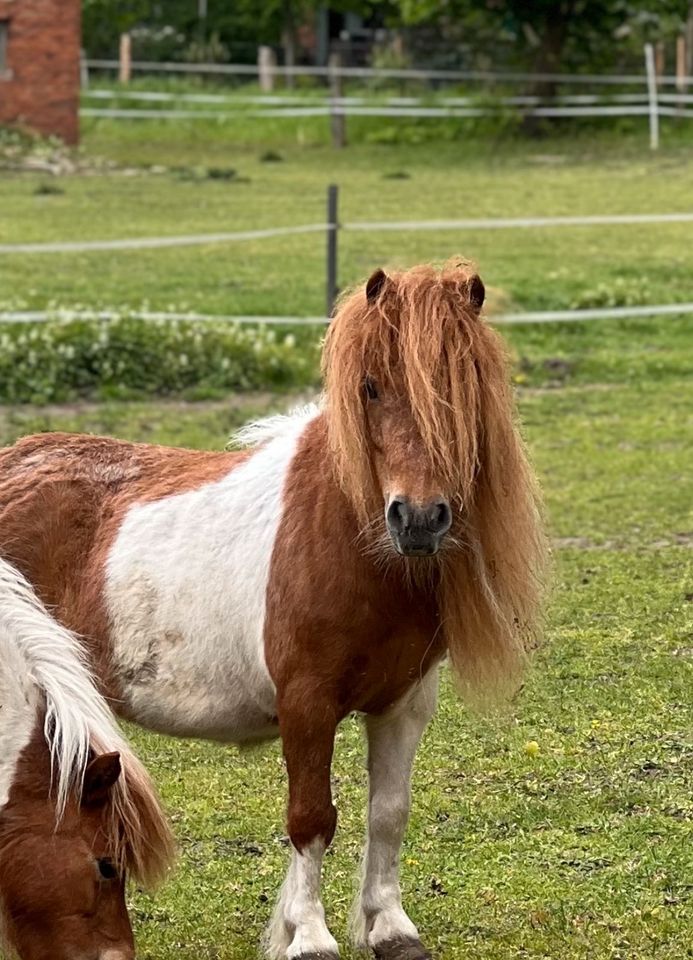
[97,858,118,881]
[364,376,379,401]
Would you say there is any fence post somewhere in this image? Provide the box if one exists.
[644,43,659,150]
[328,52,346,148]
[80,48,89,89]
[258,46,276,93]
[119,33,131,85]
[677,34,687,112]
[326,184,339,318]
[655,40,665,86]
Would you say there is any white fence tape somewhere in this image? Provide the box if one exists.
[82,89,654,108]
[0,224,328,255]
[3,211,692,255]
[82,104,661,121]
[1,303,692,326]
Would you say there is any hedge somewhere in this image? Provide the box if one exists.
[0,314,321,404]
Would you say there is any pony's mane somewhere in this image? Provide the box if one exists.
[232,403,320,449]
[0,557,174,887]
[323,260,548,700]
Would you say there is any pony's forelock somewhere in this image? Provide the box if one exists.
[323,260,548,702]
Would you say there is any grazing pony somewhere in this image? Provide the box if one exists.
[0,558,174,960]
[0,261,546,960]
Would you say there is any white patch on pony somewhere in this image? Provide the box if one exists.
[0,557,131,817]
[105,406,318,742]
[267,839,339,959]
[351,666,440,951]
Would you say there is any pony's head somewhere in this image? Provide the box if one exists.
[323,261,547,697]
[1,748,133,960]
[0,733,174,960]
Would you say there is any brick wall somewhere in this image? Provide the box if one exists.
[0,0,81,144]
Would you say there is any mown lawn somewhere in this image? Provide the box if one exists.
[1,365,691,960]
[1,118,692,958]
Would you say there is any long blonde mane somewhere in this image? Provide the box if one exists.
[0,557,175,887]
[323,260,548,699]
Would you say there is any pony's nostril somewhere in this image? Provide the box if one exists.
[431,499,452,534]
[386,498,409,534]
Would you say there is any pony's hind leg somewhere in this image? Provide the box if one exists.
[352,668,440,960]
[266,689,340,960]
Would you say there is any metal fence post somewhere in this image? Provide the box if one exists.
[326,184,339,318]
[644,43,659,150]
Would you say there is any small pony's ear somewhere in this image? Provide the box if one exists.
[466,274,485,311]
[82,752,121,807]
[366,268,388,303]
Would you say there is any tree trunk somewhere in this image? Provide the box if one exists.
[282,0,296,90]
[523,3,573,134]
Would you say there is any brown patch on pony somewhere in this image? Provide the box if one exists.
[322,260,547,701]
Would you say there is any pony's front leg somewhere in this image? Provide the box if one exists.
[353,668,440,960]
[267,691,340,960]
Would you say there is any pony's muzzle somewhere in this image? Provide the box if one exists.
[386,495,452,557]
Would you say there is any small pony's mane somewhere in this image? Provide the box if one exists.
[0,557,174,887]
[323,260,548,701]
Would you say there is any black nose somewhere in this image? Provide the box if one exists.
[386,496,452,556]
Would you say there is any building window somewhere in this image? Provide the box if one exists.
[0,20,9,74]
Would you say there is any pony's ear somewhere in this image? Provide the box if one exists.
[366,268,388,303]
[82,752,121,807]
[466,274,485,311]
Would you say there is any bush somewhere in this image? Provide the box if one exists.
[0,314,321,404]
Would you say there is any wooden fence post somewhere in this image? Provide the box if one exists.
[80,48,89,89]
[119,33,131,85]
[328,52,346,149]
[676,34,687,112]
[326,184,339,317]
[655,40,665,87]
[258,46,276,93]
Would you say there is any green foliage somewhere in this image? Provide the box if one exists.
[0,316,319,404]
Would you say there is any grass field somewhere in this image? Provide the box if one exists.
[1,117,692,958]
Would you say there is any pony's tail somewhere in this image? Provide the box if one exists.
[0,556,175,887]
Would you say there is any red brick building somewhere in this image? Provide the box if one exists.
[0,0,81,144]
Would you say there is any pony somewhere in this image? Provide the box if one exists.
[0,261,546,960]
[0,557,174,960]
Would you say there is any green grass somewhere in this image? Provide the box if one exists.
[1,372,691,960]
[1,118,692,958]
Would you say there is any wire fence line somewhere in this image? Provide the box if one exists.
[2,303,693,327]
[3,211,693,256]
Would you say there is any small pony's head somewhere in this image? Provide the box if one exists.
[0,752,133,960]
[0,742,174,960]
[323,260,489,556]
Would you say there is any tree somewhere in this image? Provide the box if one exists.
[392,1,691,77]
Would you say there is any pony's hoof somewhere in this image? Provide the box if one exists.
[293,954,340,960]
[295,950,339,960]
[373,937,432,960]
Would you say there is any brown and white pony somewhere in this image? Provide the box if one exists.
[0,262,546,960]
[0,558,174,960]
